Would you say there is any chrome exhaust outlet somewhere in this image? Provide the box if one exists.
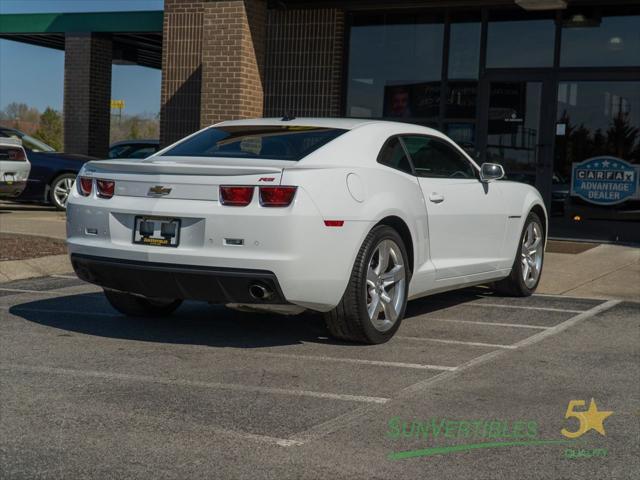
[248,283,273,301]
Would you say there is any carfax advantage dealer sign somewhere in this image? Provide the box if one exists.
[571,156,639,205]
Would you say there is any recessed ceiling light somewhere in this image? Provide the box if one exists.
[515,0,567,11]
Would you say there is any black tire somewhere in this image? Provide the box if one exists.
[49,173,76,210]
[104,289,182,317]
[494,211,545,297]
[324,225,410,344]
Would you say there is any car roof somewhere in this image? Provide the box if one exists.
[214,117,442,135]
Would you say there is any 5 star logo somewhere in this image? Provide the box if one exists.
[561,399,613,439]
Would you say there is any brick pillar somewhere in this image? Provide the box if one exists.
[63,33,112,157]
[160,0,204,147]
[200,0,267,127]
[264,9,345,117]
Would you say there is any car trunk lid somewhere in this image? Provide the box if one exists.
[82,156,287,201]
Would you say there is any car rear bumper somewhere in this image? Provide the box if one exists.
[0,180,27,197]
[71,253,287,304]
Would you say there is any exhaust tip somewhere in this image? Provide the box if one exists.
[248,283,273,301]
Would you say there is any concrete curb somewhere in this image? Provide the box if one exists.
[0,254,72,283]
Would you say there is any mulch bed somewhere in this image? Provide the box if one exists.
[0,233,67,261]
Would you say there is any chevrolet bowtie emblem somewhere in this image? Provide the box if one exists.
[148,185,172,196]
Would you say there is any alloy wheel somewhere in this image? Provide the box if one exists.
[366,239,406,332]
[520,221,543,289]
[53,176,75,209]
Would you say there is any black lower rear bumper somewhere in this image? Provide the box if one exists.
[70,254,287,304]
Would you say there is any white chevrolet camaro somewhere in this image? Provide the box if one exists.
[67,118,546,344]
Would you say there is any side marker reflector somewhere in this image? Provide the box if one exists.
[324,220,344,227]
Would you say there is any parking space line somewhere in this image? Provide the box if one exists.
[0,288,66,295]
[427,318,550,330]
[396,336,516,349]
[288,299,621,447]
[191,427,303,447]
[2,307,116,316]
[470,303,584,313]
[252,352,457,371]
[0,363,390,404]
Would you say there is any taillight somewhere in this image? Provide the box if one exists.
[219,186,254,206]
[96,179,115,199]
[259,186,297,207]
[7,149,26,161]
[78,176,93,196]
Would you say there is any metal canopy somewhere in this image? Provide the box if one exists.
[0,11,163,69]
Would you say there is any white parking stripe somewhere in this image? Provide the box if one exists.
[288,299,622,447]
[7,304,552,332]
[427,317,550,329]
[396,336,517,349]
[2,307,117,317]
[0,364,390,405]
[470,303,584,313]
[252,352,457,371]
[0,288,65,295]
[512,300,621,348]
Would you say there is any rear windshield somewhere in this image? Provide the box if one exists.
[163,126,347,161]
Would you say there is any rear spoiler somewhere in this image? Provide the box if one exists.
[82,159,284,177]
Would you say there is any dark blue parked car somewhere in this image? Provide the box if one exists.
[0,127,94,210]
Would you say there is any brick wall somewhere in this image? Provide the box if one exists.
[200,0,267,127]
[263,8,345,118]
[160,0,204,146]
[64,33,112,157]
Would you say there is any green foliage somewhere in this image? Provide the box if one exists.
[34,107,63,151]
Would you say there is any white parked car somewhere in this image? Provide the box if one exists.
[67,118,546,344]
[0,137,30,198]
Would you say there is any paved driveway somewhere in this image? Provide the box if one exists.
[1,276,638,479]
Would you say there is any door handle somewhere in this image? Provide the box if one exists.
[429,193,445,203]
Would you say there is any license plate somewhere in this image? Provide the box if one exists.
[133,216,180,247]
[3,174,14,184]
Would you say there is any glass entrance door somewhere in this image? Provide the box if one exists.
[485,81,543,187]
[478,75,556,203]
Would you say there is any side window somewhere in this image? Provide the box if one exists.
[401,136,476,179]
[377,136,412,174]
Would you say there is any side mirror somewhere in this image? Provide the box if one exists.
[480,163,505,182]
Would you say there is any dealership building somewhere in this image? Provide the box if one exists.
[1,0,639,243]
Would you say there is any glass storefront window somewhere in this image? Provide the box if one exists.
[561,15,640,67]
[448,21,481,79]
[486,81,542,186]
[346,14,444,121]
[552,81,640,243]
[487,15,555,68]
[446,16,481,155]
[445,81,478,119]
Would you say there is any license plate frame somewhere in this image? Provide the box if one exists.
[133,216,181,248]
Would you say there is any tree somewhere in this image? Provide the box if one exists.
[2,102,39,123]
[128,116,141,139]
[34,107,63,151]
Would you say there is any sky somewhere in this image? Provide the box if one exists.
[0,0,164,116]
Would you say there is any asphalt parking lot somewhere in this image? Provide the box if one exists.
[0,275,638,479]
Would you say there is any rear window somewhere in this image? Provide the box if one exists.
[163,126,347,161]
